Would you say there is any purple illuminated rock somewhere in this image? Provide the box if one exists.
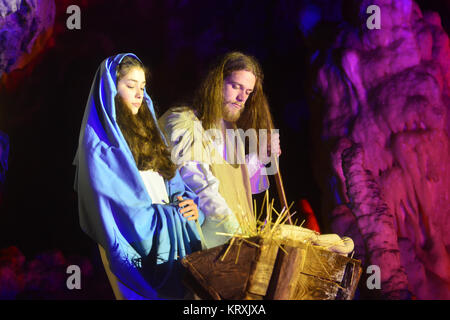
[0,0,21,18]
[0,0,55,77]
[316,0,450,299]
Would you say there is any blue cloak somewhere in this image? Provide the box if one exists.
[73,53,204,299]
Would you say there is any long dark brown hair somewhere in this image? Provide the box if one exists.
[115,56,176,180]
[193,51,274,132]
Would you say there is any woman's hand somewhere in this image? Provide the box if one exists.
[177,196,199,221]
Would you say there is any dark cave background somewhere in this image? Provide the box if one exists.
[0,0,448,299]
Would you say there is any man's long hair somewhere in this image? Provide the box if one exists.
[115,57,176,180]
[193,51,274,132]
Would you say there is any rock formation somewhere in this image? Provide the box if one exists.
[316,0,450,299]
[0,0,55,78]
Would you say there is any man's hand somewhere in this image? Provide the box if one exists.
[177,196,199,221]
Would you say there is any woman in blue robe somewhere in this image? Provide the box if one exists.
[73,53,204,299]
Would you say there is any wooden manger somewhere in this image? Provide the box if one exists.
[181,234,362,300]
[181,191,362,300]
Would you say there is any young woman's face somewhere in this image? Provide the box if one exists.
[117,67,146,115]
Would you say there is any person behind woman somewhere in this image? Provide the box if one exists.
[73,53,204,300]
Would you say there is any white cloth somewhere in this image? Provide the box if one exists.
[138,170,170,205]
[273,224,355,256]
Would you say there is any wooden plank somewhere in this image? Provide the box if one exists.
[265,238,361,300]
[181,258,221,300]
[295,259,362,300]
[294,274,340,300]
[244,237,279,298]
[181,238,259,300]
[300,244,348,283]
[335,259,362,300]
[266,245,306,299]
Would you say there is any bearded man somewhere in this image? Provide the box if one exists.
[159,52,281,248]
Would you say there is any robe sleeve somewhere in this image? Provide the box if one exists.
[246,152,270,194]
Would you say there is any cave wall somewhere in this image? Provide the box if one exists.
[316,0,450,299]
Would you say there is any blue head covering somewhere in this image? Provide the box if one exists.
[73,53,204,299]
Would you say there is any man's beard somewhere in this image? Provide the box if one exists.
[222,103,243,123]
